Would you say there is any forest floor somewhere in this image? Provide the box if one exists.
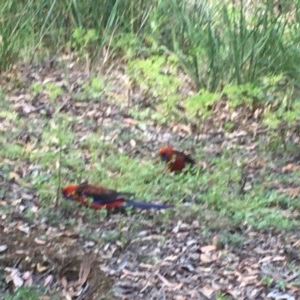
[1,58,300,299]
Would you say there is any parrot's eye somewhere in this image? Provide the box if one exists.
[64,191,74,198]
[160,152,169,161]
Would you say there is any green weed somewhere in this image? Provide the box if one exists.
[4,286,42,300]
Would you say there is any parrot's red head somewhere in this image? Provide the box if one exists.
[62,184,78,198]
[159,146,174,162]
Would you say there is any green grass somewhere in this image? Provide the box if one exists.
[1,23,299,232]
[3,286,44,300]
[2,0,300,93]
[30,134,300,231]
[1,68,300,232]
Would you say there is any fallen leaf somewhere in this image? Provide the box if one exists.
[199,285,215,298]
[200,245,217,252]
[17,223,30,234]
[267,290,295,300]
[23,271,33,286]
[200,252,218,263]
[164,255,179,262]
[34,237,46,245]
[5,268,24,288]
[282,163,300,172]
[9,171,20,181]
[77,258,91,286]
[43,275,53,287]
[156,272,183,290]
[37,263,49,273]
[130,139,136,148]
[0,245,8,252]
[237,274,258,286]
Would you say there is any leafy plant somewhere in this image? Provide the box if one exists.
[261,275,274,287]
[82,76,105,100]
[127,54,181,121]
[70,27,98,63]
[4,286,42,300]
[218,232,245,247]
[184,90,219,117]
[223,84,262,107]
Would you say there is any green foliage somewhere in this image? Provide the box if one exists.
[218,232,245,248]
[82,76,105,100]
[277,280,288,290]
[2,0,300,90]
[4,286,42,300]
[127,54,181,121]
[2,143,25,160]
[0,0,154,69]
[30,82,63,103]
[71,28,98,52]
[184,90,219,117]
[127,55,180,95]
[245,208,296,230]
[30,82,43,95]
[0,110,18,122]
[147,0,300,90]
[70,27,99,63]
[261,275,274,287]
[2,74,299,232]
[264,101,300,128]
[45,83,63,102]
[0,1,34,71]
[223,83,262,107]
[263,112,285,129]
[256,75,300,147]
[113,33,146,59]
[30,116,80,203]
[216,293,232,300]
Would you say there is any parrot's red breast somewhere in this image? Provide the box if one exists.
[159,145,195,172]
[61,184,90,207]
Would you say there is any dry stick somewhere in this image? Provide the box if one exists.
[227,153,236,188]
[54,97,71,207]
[55,127,63,208]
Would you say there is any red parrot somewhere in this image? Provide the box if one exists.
[158,145,195,172]
[61,183,172,210]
